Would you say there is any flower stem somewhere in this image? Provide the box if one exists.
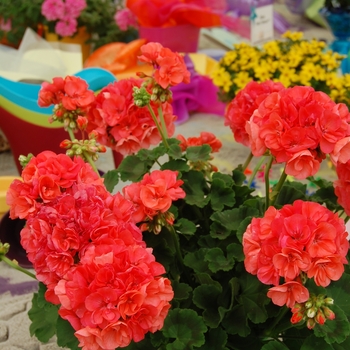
[157,105,169,139]
[242,152,253,172]
[147,104,169,149]
[83,152,100,174]
[1,255,36,280]
[264,156,274,209]
[263,306,290,338]
[269,168,288,207]
[67,127,76,142]
[169,225,184,268]
[247,156,266,188]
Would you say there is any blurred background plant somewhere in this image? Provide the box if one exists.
[211,31,350,109]
[324,0,350,12]
[0,0,138,50]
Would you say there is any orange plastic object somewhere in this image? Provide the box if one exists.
[84,39,148,77]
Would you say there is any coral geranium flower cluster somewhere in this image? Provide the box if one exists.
[86,78,176,155]
[243,199,348,327]
[38,75,95,127]
[226,80,350,180]
[6,150,181,349]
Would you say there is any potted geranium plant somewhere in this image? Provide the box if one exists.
[1,41,350,349]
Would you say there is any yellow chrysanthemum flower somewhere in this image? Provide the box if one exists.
[233,71,252,89]
[282,31,303,41]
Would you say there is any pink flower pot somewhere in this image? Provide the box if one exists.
[139,24,200,52]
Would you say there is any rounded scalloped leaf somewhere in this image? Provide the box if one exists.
[162,308,208,349]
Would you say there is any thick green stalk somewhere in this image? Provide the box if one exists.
[264,156,274,209]
[147,104,169,149]
[157,105,169,139]
[269,168,288,207]
[1,255,36,279]
[247,156,266,188]
[242,151,254,172]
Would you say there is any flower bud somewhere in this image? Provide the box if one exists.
[291,311,304,324]
[60,139,72,149]
[315,309,326,325]
[0,242,10,255]
[306,318,316,330]
[306,307,317,318]
[324,297,334,305]
[322,306,335,321]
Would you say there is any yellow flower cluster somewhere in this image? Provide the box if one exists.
[211,31,350,106]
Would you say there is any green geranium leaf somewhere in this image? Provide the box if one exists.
[210,207,258,240]
[195,273,222,288]
[212,172,234,187]
[181,171,209,207]
[117,155,153,182]
[261,340,290,350]
[28,283,59,343]
[300,334,335,350]
[274,181,307,206]
[162,308,208,349]
[227,243,244,262]
[193,284,223,327]
[223,305,251,337]
[313,304,350,344]
[209,177,236,211]
[186,144,212,162]
[137,144,167,161]
[326,273,350,317]
[236,216,254,243]
[198,328,228,350]
[172,281,193,301]
[175,218,197,235]
[168,143,184,159]
[56,316,79,350]
[310,187,340,211]
[184,249,210,274]
[205,247,235,273]
[102,169,120,193]
[238,273,270,324]
[162,159,190,172]
[231,167,247,186]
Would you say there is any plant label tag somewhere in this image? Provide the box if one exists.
[250,4,274,44]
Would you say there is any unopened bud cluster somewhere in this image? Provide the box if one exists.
[61,137,106,162]
[52,104,84,132]
[133,86,151,107]
[291,294,335,329]
[0,242,10,256]
[19,153,34,169]
[149,85,172,104]
[140,212,175,235]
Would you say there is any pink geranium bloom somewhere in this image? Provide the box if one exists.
[285,149,320,179]
[267,281,309,308]
[55,18,78,37]
[307,255,344,287]
[114,8,138,30]
[0,18,11,31]
[138,42,191,88]
[225,80,284,147]
[41,0,65,21]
